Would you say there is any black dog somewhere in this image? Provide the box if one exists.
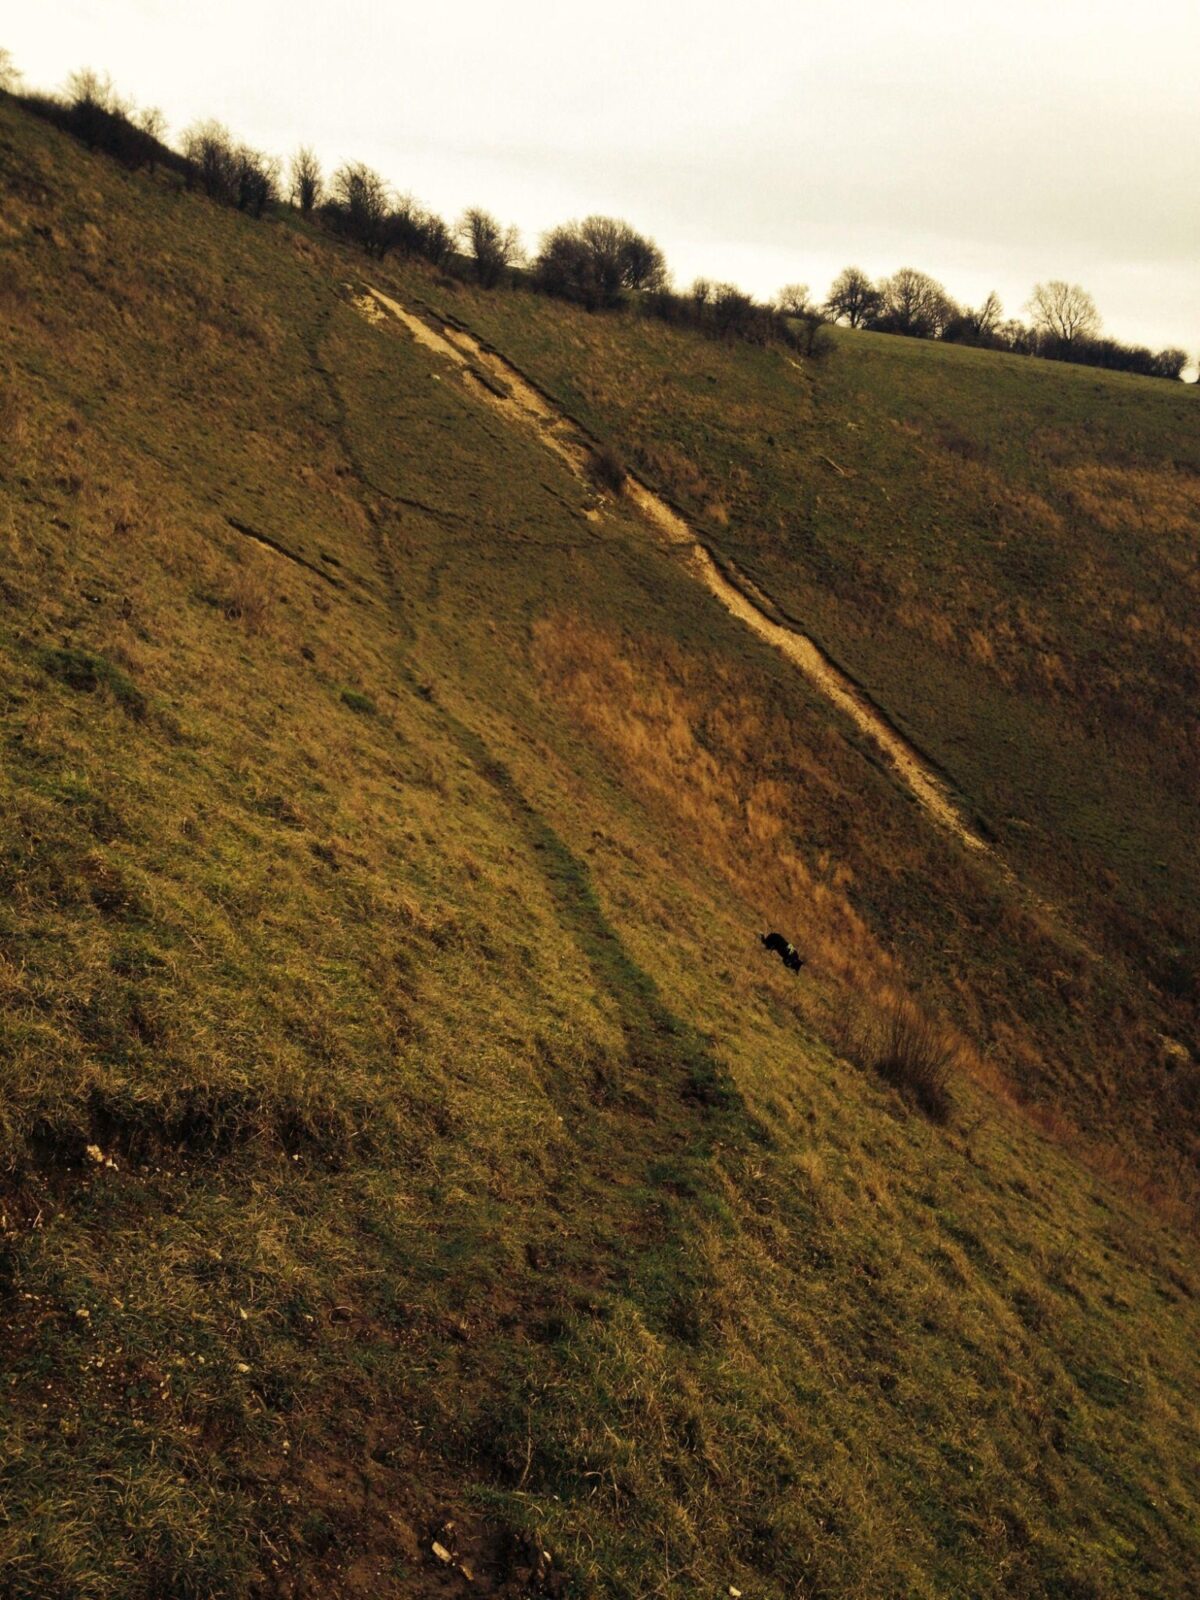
[761,931,804,973]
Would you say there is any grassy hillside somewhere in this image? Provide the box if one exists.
[1,98,1198,1600]
[419,279,1199,1008]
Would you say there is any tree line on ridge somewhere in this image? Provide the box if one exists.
[3,56,1191,380]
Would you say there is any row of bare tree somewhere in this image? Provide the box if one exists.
[282,148,802,348]
[6,57,1188,377]
[5,58,808,352]
[182,121,279,218]
[824,266,1188,380]
[19,69,174,176]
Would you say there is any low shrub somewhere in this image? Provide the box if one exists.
[872,996,957,1122]
[589,444,626,496]
[827,988,957,1122]
[642,281,803,351]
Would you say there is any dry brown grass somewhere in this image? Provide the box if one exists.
[529,607,989,1124]
[106,486,147,539]
[221,562,275,631]
[1060,462,1200,541]
[530,609,896,1002]
[827,985,963,1120]
[0,386,28,459]
[633,440,720,508]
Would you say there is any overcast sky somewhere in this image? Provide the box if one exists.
[6,1,1199,354]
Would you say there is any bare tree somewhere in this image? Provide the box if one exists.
[535,215,666,308]
[997,318,1037,354]
[875,268,957,338]
[576,216,628,302]
[1027,281,1100,347]
[416,209,452,266]
[712,283,756,338]
[777,284,831,355]
[577,215,665,298]
[943,290,1004,346]
[1150,348,1188,380]
[617,227,667,292]
[134,105,167,172]
[290,146,322,215]
[0,48,22,94]
[825,266,881,329]
[328,162,391,256]
[234,147,280,217]
[183,120,239,201]
[64,68,120,148]
[136,106,165,139]
[381,191,423,256]
[63,68,166,170]
[534,226,598,306]
[381,193,450,263]
[458,208,521,287]
[181,123,277,215]
[969,291,1003,339]
[776,283,812,316]
[65,67,116,113]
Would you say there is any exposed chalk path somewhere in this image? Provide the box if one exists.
[686,543,984,846]
[358,284,989,856]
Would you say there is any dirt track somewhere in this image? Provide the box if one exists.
[359,285,989,855]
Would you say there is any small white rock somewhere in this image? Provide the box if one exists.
[431,1541,453,1564]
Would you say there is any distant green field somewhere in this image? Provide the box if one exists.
[1,98,1198,1600]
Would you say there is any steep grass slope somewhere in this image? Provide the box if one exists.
[1,100,1198,1599]
[405,267,1200,1177]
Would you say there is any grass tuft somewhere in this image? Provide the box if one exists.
[871,994,958,1122]
[220,569,273,631]
[39,646,146,718]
